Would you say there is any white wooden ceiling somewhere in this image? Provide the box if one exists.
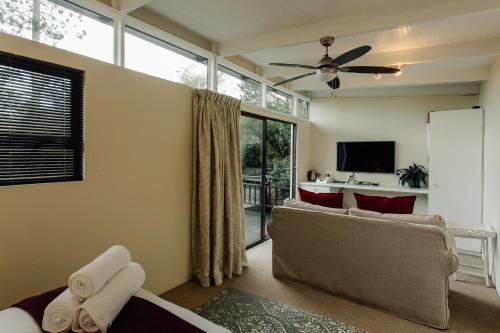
[138,0,500,95]
[247,10,500,66]
[144,0,404,42]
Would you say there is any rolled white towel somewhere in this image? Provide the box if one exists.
[69,245,131,300]
[42,289,81,333]
[72,262,146,333]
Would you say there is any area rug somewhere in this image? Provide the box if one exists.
[195,288,366,333]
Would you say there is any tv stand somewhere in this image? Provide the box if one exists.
[299,181,428,195]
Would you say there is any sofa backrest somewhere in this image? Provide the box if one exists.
[348,207,447,230]
[283,198,348,215]
[268,206,458,329]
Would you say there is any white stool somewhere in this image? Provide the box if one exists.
[447,223,496,287]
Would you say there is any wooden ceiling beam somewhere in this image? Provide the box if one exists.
[216,0,500,56]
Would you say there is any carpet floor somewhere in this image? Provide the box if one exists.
[161,241,500,333]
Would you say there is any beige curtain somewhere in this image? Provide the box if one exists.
[191,89,247,287]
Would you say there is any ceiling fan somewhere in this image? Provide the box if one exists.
[269,37,400,89]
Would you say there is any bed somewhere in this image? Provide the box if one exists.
[0,289,230,333]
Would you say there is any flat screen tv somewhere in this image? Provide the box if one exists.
[337,141,395,173]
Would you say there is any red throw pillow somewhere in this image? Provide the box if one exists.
[354,193,416,214]
[298,188,343,208]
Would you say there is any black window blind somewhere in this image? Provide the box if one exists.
[0,52,84,186]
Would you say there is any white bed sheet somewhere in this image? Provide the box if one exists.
[0,289,229,333]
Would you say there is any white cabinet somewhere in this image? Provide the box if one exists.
[428,109,483,252]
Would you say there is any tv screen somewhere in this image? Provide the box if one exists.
[337,141,395,173]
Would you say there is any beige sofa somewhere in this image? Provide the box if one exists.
[267,205,458,329]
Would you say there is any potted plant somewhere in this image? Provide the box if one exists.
[396,163,428,188]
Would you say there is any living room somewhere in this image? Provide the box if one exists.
[0,0,499,332]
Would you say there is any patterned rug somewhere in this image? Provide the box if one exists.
[195,288,366,333]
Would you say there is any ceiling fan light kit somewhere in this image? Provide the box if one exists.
[317,66,337,82]
[269,36,401,90]
[393,64,405,77]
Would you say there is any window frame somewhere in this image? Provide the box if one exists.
[265,85,294,115]
[0,0,311,118]
[0,51,84,186]
[217,58,311,117]
[297,99,310,120]
[123,25,209,89]
[0,0,116,62]
[216,64,261,105]
[123,15,214,89]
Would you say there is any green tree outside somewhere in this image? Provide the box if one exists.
[0,0,85,43]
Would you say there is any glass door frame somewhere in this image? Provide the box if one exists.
[241,111,297,249]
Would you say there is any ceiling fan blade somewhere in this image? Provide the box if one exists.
[332,45,372,66]
[326,76,340,89]
[339,66,400,74]
[274,72,316,87]
[269,62,317,69]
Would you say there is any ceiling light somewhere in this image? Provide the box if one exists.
[374,73,382,80]
[316,67,337,82]
[393,64,406,77]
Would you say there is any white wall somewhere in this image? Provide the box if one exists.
[309,95,479,213]
[480,55,500,294]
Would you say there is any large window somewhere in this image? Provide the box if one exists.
[0,52,84,185]
[297,99,309,120]
[217,65,260,106]
[0,0,33,39]
[266,86,293,115]
[125,27,208,89]
[0,0,114,63]
[0,1,311,117]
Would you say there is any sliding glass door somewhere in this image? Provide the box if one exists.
[240,113,296,248]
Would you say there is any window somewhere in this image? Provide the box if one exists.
[0,52,84,185]
[0,0,33,39]
[297,99,309,120]
[125,27,208,89]
[266,86,292,115]
[0,0,114,63]
[217,65,260,105]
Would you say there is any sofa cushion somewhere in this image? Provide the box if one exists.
[283,198,348,215]
[354,192,416,214]
[349,207,446,230]
[298,188,344,208]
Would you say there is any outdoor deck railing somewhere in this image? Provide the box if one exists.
[243,175,290,210]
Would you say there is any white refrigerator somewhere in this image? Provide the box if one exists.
[427,108,483,252]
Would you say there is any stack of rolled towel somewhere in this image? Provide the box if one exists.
[41,245,145,333]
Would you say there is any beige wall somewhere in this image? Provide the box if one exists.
[0,32,196,308]
[0,32,311,308]
[308,95,479,213]
[480,55,500,294]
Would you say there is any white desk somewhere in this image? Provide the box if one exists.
[299,181,429,195]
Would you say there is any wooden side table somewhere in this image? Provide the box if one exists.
[447,223,496,287]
